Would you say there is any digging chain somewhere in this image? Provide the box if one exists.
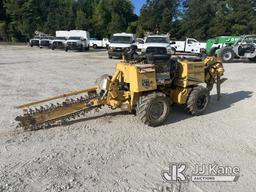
[15,94,101,131]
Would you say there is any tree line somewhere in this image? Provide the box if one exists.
[0,0,256,42]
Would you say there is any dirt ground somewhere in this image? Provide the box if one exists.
[0,45,256,192]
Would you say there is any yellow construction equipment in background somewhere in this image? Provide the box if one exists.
[16,55,225,130]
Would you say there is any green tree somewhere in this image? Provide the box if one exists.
[179,0,256,40]
[75,9,89,30]
[179,0,215,40]
[138,0,179,34]
[0,0,8,40]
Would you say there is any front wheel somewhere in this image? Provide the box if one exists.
[65,47,69,52]
[80,46,84,52]
[93,44,98,49]
[136,92,170,127]
[186,86,209,115]
[248,57,256,62]
[170,48,176,55]
[220,48,235,62]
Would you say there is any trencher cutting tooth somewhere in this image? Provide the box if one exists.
[16,94,101,130]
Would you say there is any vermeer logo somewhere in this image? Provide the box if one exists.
[162,163,240,183]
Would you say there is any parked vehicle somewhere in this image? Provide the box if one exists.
[170,38,206,54]
[29,36,41,47]
[206,36,240,55]
[51,31,69,50]
[136,38,145,50]
[141,35,173,55]
[39,36,54,48]
[218,35,256,62]
[90,38,109,49]
[108,33,136,58]
[65,30,90,52]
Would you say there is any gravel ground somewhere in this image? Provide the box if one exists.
[0,45,256,192]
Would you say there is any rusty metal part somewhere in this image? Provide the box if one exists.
[15,87,103,130]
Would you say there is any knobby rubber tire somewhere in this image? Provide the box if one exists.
[186,86,209,116]
[136,92,170,127]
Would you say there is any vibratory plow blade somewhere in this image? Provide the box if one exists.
[15,86,104,130]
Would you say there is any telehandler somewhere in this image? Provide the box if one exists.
[15,49,225,130]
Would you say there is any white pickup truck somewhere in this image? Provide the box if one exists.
[90,38,109,49]
[141,35,174,55]
[170,38,206,54]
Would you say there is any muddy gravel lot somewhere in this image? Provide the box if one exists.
[0,45,256,192]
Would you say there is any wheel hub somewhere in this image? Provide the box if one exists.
[223,52,232,61]
[149,102,164,120]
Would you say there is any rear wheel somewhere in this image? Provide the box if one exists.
[93,44,98,49]
[136,92,170,127]
[220,48,235,62]
[248,57,256,62]
[186,86,209,115]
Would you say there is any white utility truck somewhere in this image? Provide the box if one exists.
[65,30,90,52]
[136,38,145,50]
[51,31,69,50]
[90,38,109,49]
[141,34,174,55]
[170,38,206,54]
[108,33,136,58]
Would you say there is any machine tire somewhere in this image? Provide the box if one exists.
[80,45,84,52]
[136,92,170,127]
[186,86,209,115]
[93,44,98,49]
[206,83,214,92]
[108,55,112,59]
[65,47,69,52]
[220,48,235,62]
[171,48,176,55]
[248,57,256,62]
